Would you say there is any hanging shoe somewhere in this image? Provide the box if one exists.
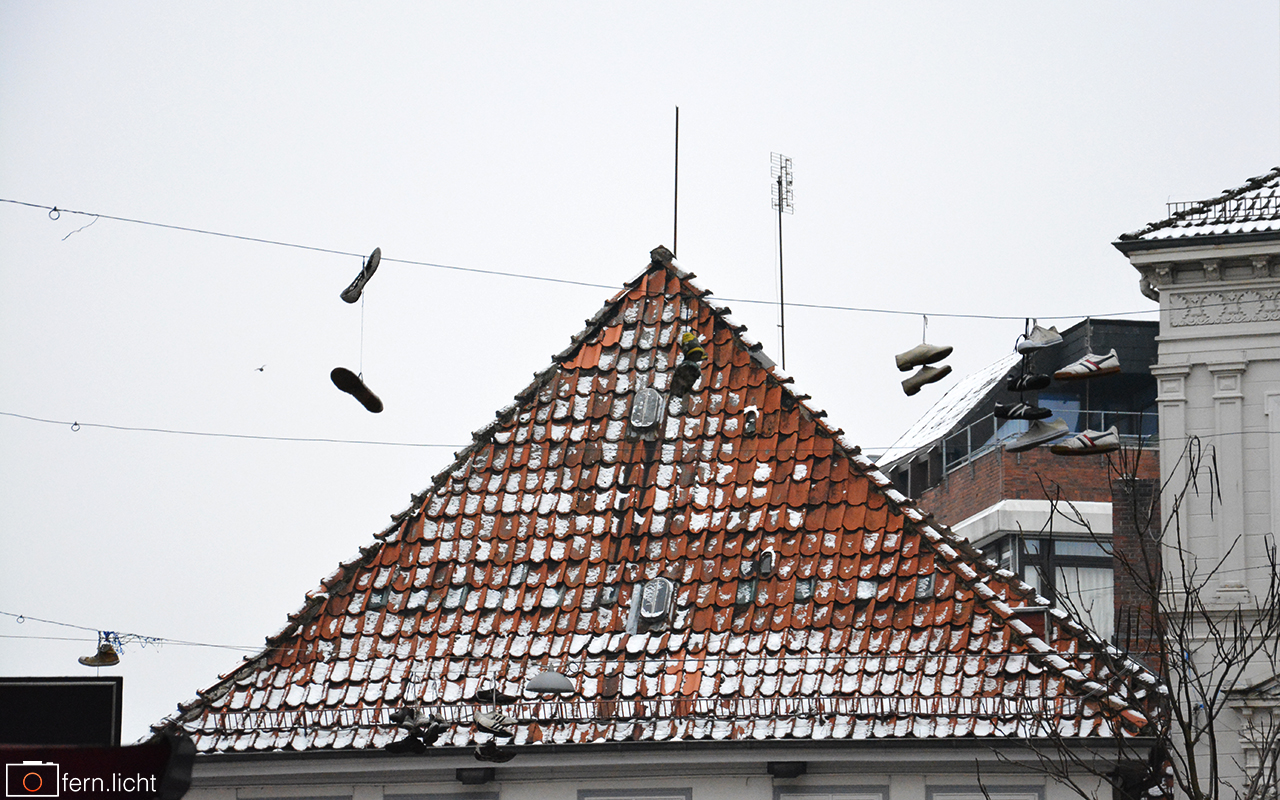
[331,367,384,413]
[1054,349,1121,381]
[902,364,952,396]
[1015,325,1063,353]
[894,342,953,372]
[419,720,449,746]
[1004,419,1069,453]
[1006,373,1050,392]
[78,642,120,668]
[384,733,427,754]
[340,247,381,304]
[474,710,517,738]
[994,402,1052,421]
[474,741,516,763]
[1050,426,1120,455]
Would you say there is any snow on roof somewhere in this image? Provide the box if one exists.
[155,253,1156,754]
[1118,166,1280,243]
[877,352,1020,470]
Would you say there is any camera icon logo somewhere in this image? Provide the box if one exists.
[5,763,59,797]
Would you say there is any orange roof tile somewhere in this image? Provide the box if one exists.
[157,247,1161,753]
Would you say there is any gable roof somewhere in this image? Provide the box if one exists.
[1115,166,1280,249]
[157,248,1160,754]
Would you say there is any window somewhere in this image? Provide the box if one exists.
[929,789,1040,800]
[580,790,691,800]
[778,790,885,800]
[991,534,1113,642]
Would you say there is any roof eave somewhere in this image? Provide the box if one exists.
[1113,228,1280,256]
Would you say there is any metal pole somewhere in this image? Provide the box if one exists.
[777,172,786,370]
[673,107,679,257]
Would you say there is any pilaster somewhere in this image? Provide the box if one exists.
[1208,360,1249,600]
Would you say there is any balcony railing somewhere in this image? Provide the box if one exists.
[940,410,1158,475]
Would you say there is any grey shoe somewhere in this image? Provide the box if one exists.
[902,364,952,396]
[894,342,952,372]
[1015,325,1062,353]
[1005,418,1069,453]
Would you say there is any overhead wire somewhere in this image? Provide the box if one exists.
[2,409,1272,454]
[0,197,1159,321]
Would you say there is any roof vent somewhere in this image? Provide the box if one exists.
[915,574,935,599]
[640,577,675,621]
[631,387,663,429]
[758,549,777,577]
[743,405,759,437]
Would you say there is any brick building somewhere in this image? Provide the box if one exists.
[878,318,1160,644]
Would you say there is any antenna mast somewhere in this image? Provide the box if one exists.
[673,107,679,257]
[771,152,794,369]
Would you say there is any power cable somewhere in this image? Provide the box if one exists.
[1,198,1159,321]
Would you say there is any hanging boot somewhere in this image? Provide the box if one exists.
[331,368,383,413]
[78,642,120,668]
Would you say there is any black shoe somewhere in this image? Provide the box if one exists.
[331,367,384,413]
[995,402,1051,421]
[1006,373,1050,392]
[475,741,516,763]
[385,733,426,754]
[341,247,381,304]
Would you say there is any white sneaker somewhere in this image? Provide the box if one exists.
[1054,349,1121,381]
[1015,325,1063,353]
[474,710,516,738]
[1050,426,1120,455]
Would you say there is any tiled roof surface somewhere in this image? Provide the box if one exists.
[876,352,1019,469]
[157,248,1160,753]
[1118,167,1280,243]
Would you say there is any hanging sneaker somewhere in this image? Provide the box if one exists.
[1054,349,1121,381]
[902,364,952,396]
[1015,325,1063,353]
[331,367,384,413]
[474,710,517,738]
[474,741,516,763]
[994,402,1052,421]
[1006,373,1050,392]
[78,642,120,668]
[894,342,953,372]
[340,247,381,304]
[1050,426,1120,455]
[1004,418,1069,453]
[384,733,427,754]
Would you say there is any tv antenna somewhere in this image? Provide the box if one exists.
[771,153,793,369]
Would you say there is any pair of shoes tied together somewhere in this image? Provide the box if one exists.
[896,343,953,397]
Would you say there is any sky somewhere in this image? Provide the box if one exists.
[1,2,1278,743]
